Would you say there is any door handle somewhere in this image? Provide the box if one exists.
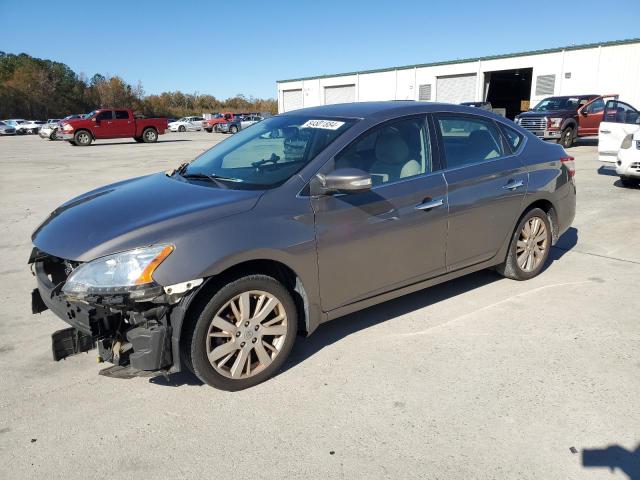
[600,129,611,134]
[415,198,444,211]
[502,180,524,191]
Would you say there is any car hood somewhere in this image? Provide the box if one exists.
[32,172,263,262]
[518,109,575,118]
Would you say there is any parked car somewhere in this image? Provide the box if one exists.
[203,112,235,132]
[514,94,617,148]
[168,116,204,132]
[597,99,640,187]
[240,115,263,129]
[15,120,46,134]
[0,120,17,136]
[29,102,576,391]
[217,117,242,134]
[460,101,493,111]
[57,109,167,146]
[4,119,26,130]
[38,119,62,140]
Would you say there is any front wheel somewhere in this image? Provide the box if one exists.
[142,128,158,143]
[184,275,297,391]
[50,131,57,140]
[229,125,238,134]
[205,128,212,133]
[496,208,552,281]
[178,125,186,132]
[558,127,574,148]
[74,130,92,146]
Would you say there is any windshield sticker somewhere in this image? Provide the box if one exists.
[300,119,345,130]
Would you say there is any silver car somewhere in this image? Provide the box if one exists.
[0,121,16,136]
[30,102,576,391]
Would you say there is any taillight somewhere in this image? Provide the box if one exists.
[560,156,575,178]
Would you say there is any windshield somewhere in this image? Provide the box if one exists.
[532,97,589,111]
[182,115,355,189]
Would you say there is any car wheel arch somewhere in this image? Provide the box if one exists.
[171,259,312,372]
[517,199,559,244]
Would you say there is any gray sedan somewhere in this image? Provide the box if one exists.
[30,101,576,390]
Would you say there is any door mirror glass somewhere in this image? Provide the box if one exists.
[318,168,372,194]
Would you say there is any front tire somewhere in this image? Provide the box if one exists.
[74,130,92,146]
[496,208,552,281]
[558,127,574,148]
[50,130,57,140]
[178,125,186,132]
[230,125,238,134]
[184,275,297,391]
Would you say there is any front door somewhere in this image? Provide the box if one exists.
[577,98,605,136]
[598,100,640,163]
[434,113,528,271]
[312,115,448,311]
[93,110,114,139]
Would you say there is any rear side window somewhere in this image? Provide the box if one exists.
[436,115,505,169]
[499,124,524,152]
[96,111,113,121]
[115,110,129,119]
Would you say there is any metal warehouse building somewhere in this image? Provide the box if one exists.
[277,38,640,118]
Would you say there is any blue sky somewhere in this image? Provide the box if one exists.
[1,0,639,99]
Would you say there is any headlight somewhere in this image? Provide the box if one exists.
[621,134,634,149]
[62,244,174,297]
[62,123,74,131]
[548,117,563,129]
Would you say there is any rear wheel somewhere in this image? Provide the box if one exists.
[496,208,552,281]
[184,275,297,391]
[558,127,574,148]
[74,130,92,146]
[142,128,158,143]
[178,125,186,132]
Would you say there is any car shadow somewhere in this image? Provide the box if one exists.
[582,443,640,480]
[613,179,640,189]
[574,138,598,147]
[151,227,579,388]
[87,139,192,146]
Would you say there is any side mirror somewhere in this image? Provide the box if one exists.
[317,168,372,194]
[580,109,588,116]
[91,117,97,122]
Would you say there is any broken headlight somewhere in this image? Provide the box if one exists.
[62,245,174,297]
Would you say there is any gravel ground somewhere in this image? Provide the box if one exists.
[0,132,638,479]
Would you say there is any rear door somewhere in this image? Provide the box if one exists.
[434,113,528,271]
[312,115,448,311]
[112,110,135,137]
[93,110,114,138]
[598,100,640,163]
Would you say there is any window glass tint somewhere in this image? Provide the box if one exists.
[437,116,504,168]
[603,101,640,124]
[499,124,524,152]
[584,98,604,114]
[96,111,113,120]
[335,116,430,186]
[115,110,129,119]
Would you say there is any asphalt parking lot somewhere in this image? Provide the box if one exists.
[0,132,638,479]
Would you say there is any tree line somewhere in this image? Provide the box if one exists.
[0,52,277,119]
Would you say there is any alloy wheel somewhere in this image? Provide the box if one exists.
[205,290,288,379]
[516,216,548,272]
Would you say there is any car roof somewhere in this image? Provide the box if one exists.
[280,101,505,120]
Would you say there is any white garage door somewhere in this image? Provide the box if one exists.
[324,84,355,105]
[282,89,303,112]
[436,74,477,104]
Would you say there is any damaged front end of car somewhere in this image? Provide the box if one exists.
[29,245,202,376]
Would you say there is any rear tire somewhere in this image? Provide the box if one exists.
[74,130,92,146]
[558,127,574,148]
[496,208,552,281]
[142,128,158,143]
[183,275,297,391]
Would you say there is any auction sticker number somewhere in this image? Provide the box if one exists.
[300,119,345,130]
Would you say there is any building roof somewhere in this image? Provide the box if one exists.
[277,37,640,84]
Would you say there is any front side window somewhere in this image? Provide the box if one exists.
[115,110,129,119]
[436,115,504,169]
[584,98,605,114]
[334,116,430,186]
[96,111,113,121]
[183,115,354,189]
[603,100,640,125]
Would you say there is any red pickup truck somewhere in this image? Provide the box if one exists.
[58,109,168,146]
[203,112,235,133]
